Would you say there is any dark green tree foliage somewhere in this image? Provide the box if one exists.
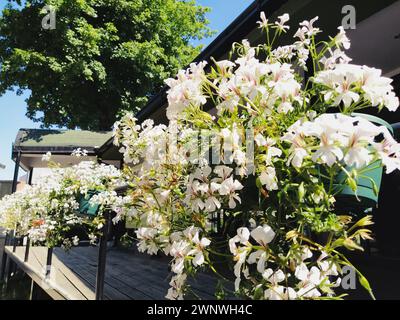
[0,0,212,129]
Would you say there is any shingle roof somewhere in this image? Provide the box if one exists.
[14,129,112,153]
[12,129,113,170]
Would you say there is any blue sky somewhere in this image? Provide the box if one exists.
[0,0,253,180]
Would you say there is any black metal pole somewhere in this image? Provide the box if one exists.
[29,279,36,300]
[24,170,33,265]
[95,211,110,300]
[0,232,9,280]
[11,151,21,193]
[28,168,33,185]
[24,238,30,262]
[45,247,53,279]
[3,230,14,286]
[12,234,18,253]
[5,232,10,246]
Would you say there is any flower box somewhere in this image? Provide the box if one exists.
[332,113,394,211]
[78,190,100,217]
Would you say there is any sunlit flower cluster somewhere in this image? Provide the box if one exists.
[314,64,399,111]
[229,224,342,300]
[0,154,123,248]
[111,12,399,300]
[2,11,398,301]
[185,165,243,212]
[282,113,400,170]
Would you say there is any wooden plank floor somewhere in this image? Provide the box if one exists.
[4,245,224,300]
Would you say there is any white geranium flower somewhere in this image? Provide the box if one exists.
[229,227,253,287]
[71,148,88,157]
[272,45,296,60]
[264,286,287,300]
[300,246,313,261]
[214,165,233,180]
[215,60,235,77]
[183,225,198,240]
[250,225,275,247]
[361,66,399,112]
[229,227,250,255]
[318,260,338,277]
[72,236,79,246]
[335,26,351,49]
[312,144,343,167]
[88,233,97,245]
[383,91,399,112]
[297,283,321,299]
[373,127,400,173]
[170,240,191,273]
[166,273,187,300]
[188,231,211,267]
[233,53,269,99]
[42,151,52,162]
[255,133,268,147]
[257,11,269,29]
[294,16,320,41]
[233,249,248,277]
[218,176,243,209]
[165,61,208,120]
[275,13,290,32]
[290,146,309,168]
[219,176,243,195]
[344,145,372,168]
[247,249,267,273]
[204,195,221,212]
[308,114,348,166]
[262,268,285,284]
[314,64,362,107]
[320,48,352,70]
[295,263,319,284]
[263,268,297,300]
[282,129,309,168]
[295,263,324,299]
[259,167,278,190]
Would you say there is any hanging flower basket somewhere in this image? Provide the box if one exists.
[332,113,394,211]
[78,190,100,217]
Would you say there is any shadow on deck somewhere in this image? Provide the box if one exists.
[4,245,226,300]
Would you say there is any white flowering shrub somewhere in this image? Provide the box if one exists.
[0,156,123,249]
[1,12,399,300]
[112,12,400,300]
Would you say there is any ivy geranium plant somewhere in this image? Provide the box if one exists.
[112,12,399,300]
[0,151,124,249]
[1,12,399,301]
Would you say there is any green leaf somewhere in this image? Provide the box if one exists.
[298,182,305,202]
[359,274,376,300]
[346,177,358,192]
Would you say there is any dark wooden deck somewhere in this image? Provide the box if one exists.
[4,245,223,300]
